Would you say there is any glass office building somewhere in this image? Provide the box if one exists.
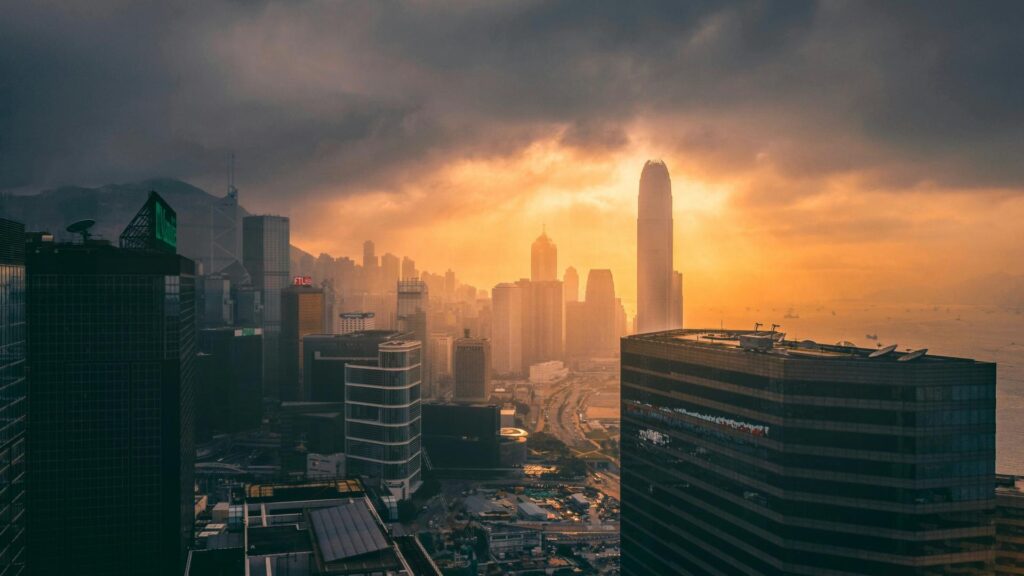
[345,339,422,500]
[0,220,26,576]
[621,329,996,576]
[242,215,289,399]
[25,236,196,576]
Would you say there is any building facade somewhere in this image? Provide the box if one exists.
[345,339,423,499]
[491,282,523,375]
[242,215,289,399]
[338,312,376,335]
[280,282,325,401]
[26,218,196,575]
[0,220,26,576]
[397,279,431,397]
[530,229,557,282]
[454,335,491,402]
[621,329,996,576]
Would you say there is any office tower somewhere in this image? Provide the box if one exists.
[345,339,423,499]
[530,229,557,282]
[563,266,579,303]
[636,159,674,333]
[491,283,523,375]
[672,270,683,329]
[621,330,996,576]
[380,253,400,293]
[196,327,263,438]
[585,269,618,356]
[243,215,289,399]
[26,193,195,576]
[616,298,628,338]
[303,330,405,403]
[428,333,453,384]
[422,404,500,469]
[280,280,325,401]
[518,279,563,367]
[401,256,417,281]
[0,219,26,576]
[397,279,431,397]
[338,311,376,334]
[454,333,491,402]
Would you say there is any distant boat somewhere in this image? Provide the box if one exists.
[865,333,878,340]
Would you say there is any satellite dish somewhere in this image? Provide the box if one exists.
[898,348,928,362]
[798,339,818,349]
[869,344,898,358]
[66,219,96,241]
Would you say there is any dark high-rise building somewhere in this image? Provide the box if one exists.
[280,281,325,401]
[422,403,500,469]
[454,333,491,402]
[995,475,1024,575]
[636,160,676,333]
[196,327,263,438]
[26,194,195,576]
[397,279,431,397]
[621,329,996,576]
[345,339,422,499]
[0,219,26,576]
[243,215,289,399]
[530,229,557,282]
[303,331,406,403]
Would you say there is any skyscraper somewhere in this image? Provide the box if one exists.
[621,329,996,575]
[636,159,676,333]
[280,280,326,401]
[531,229,557,282]
[397,279,431,397]
[401,256,417,281]
[196,327,263,437]
[491,283,523,375]
[243,215,289,398]
[563,266,579,303]
[26,194,195,576]
[454,333,491,402]
[380,252,400,293]
[0,219,26,576]
[585,269,618,357]
[518,279,563,366]
[345,339,423,499]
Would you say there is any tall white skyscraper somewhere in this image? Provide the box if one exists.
[636,159,677,333]
[531,229,557,282]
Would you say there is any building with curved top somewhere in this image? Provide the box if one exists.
[636,160,680,333]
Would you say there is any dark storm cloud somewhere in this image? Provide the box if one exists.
[1,0,1022,203]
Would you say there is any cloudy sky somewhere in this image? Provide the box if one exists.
[2,1,1023,313]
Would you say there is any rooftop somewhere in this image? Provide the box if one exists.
[627,329,984,365]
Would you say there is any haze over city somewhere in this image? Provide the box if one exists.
[2,3,1024,576]
[4,2,1023,313]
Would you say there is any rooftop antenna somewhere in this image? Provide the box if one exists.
[227,153,238,200]
[754,322,763,333]
[771,323,780,333]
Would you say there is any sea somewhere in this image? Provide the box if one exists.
[687,303,1024,474]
